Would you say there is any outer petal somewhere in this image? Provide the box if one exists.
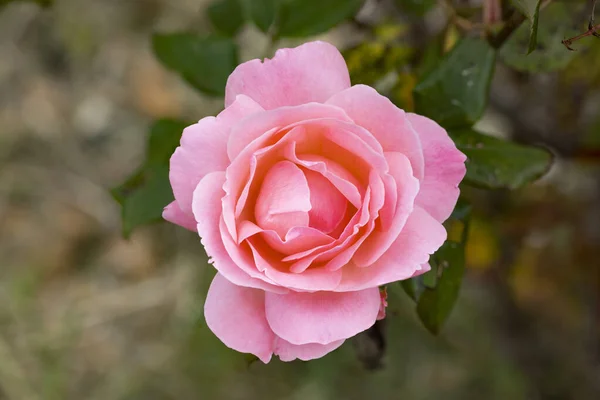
[170,95,263,215]
[204,273,275,363]
[192,172,286,293]
[204,274,344,363]
[225,41,350,110]
[336,207,447,291]
[264,288,380,345]
[326,85,425,180]
[408,113,467,222]
[162,201,197,231]
[274,338,344,362]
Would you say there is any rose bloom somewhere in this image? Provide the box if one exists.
[163,41,466,362]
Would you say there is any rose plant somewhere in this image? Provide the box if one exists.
[162,41,466,362]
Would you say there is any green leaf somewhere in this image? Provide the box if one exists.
[207,0,245,36]
[400,277,424,302]
[508,0,542,54]
[276,0,364,38]
[120,165,173,238]
[416,240,466,335]
[146,119,189,166]
[152,33,238,96]
[450,197,472,221]
[451,129,553,190]
[401,197,471,303]
[527,0,542,54]
[244,0,278,33]
[113,119,189,237]
[413,38,496,128]
[500,2,585,72]
[111,169,144,206]
[393,0,436,16]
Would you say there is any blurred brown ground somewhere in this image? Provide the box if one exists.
[0,0,599,399]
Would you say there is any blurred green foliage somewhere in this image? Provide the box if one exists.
[243,0,277,32]
[207,0,245,36]
[275,0,364,38]
[152,33,238,96]
[0,0,52,7]
[393,0,437,16]
[112,119,190,237]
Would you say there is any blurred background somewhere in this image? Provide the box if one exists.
[0,0,599,399]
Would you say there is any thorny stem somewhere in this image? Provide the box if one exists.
[562,0,600,50]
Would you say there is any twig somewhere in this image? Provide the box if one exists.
[562,0,600,50]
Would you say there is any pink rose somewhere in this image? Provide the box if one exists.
[163,41,466,362]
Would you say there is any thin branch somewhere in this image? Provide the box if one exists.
[562,23,600,50]
[562,0,600,50]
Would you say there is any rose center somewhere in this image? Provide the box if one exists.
[254,160,348,238]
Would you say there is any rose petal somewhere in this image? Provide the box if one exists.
[227,117,382,242]
[227,103,352,162]
[255,160,311,237]
[322,171,385,271]
[204,273,275,363]
[162,201,197,231]
[377,288,388,320]
[170,95,263,215]
[225,41,350,110]
[234,126,285,219]
[352,152,420,267]
[304,168,348,234]
[326,85,425,179]
[204,274,344,363]
[192,171,285,293]
[238,221,334,255]
[247,239,342,291]
[414,263,432,277]
[274,338,344,362]
[219,218,287,287]
[284,187,372,272]
[287,152,363,209]
[336,206,447,291]
[227,125,302,242]
[408,113,467,222]
[264,287,381,345]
